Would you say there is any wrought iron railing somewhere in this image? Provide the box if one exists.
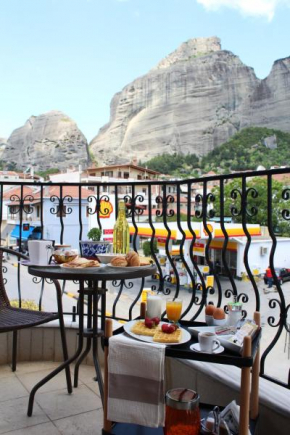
[0,167,289,389]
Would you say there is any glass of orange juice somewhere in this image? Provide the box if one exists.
[166,299,182,324]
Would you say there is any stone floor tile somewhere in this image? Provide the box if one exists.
[54,409,103,435]
[2,421,61,435]
[0,396,49,434]
[73,364,98,384]
[35,385,102,421]
[0,376,28,402]
[17,367,79,394]
[0,365,15,379]
[84,381,101,397]
[11,361,60,375]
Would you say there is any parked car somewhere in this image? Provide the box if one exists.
[263,267,290,285]
[17,227,42,253]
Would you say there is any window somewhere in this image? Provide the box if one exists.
[124,172,129,179]
[36,206,40,218]
[9,205,18,215]
[57,205,67,218]
[118,171,122,178]
[137,175,142,180]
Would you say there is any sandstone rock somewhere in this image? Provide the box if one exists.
[1,111,89,171]
[89,37,290,165]
[0,138,7,158]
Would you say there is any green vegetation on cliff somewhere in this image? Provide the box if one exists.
[142,127,290,176]
[201,127,290,172]
[140,153,199,176]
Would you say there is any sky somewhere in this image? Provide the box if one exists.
[1,0,290,143]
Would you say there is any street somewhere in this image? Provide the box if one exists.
[3,258,290,387]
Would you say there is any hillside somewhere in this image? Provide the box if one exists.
[201,127,290,173]
[143,127,290,176]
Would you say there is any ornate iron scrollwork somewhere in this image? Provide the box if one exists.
[282,188,290,220]
[50,194,73,216]
[155,194,175,218]
[10,194,34,215]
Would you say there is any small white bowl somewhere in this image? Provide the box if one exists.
[212,317,227,326]
[96,253,125,264]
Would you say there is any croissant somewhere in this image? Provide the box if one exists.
[126,251,140,267]
[111,256,128,267]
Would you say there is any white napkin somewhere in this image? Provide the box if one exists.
[108,333,165,428]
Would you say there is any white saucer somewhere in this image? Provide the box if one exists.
[190,343,224,354]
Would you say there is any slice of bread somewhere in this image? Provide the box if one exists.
[130,321,157,337]
[153,327,182,343]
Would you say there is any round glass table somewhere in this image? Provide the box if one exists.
[27,264,157,412]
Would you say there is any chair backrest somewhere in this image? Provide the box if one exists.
[0,248,28,308]
[0,251,11,308]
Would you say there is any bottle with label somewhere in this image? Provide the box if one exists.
[113,201,130,254]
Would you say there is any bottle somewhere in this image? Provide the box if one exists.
[113,201,130,254]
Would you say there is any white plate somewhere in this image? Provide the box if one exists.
[107,263,153,270]
[21,260,60,267]
[123,320,191,346]
[59,264,101,269]
[190,342,225,354]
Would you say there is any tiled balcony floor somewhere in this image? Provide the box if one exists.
[0,362,103,435]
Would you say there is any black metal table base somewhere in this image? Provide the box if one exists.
[72,280,107,405]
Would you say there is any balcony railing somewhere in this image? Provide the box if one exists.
[0,167,289,390]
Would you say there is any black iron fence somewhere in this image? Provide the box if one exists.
[0,167,289,389]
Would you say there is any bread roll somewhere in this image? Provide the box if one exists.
[126,251,140,267]
[111,256,128,267]
[139,256,152,266]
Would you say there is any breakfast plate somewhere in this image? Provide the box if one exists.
[107,264,153,270]
[59,264,100,269]
[190,343,225,354]
[21,260,60,267]
[123,320,191,346]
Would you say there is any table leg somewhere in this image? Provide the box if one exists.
[240,336,252,435]
[27,279,84,416]
[92,280,104,404]
[74,290,93,387]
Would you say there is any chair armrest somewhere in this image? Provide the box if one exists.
[0,247,29,261]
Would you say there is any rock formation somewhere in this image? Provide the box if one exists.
[89,36,290,165]
[0,138,7,158]
[1,111,89,171]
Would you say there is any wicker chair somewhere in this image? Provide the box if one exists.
[0,247,72,415]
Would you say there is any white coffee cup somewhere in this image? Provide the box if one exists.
[198,331,220,353]
[28,240,54,265]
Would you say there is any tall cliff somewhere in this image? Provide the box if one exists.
[89,36,290,165]
[1,111,89,171]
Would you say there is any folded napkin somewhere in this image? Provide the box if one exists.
[108,333,165,428]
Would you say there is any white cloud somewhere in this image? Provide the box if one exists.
[197,0,290,21]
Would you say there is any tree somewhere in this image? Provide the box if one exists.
[211,177,290,236]
[142,239,159,257]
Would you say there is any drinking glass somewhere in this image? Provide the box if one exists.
[166,298,182,324]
